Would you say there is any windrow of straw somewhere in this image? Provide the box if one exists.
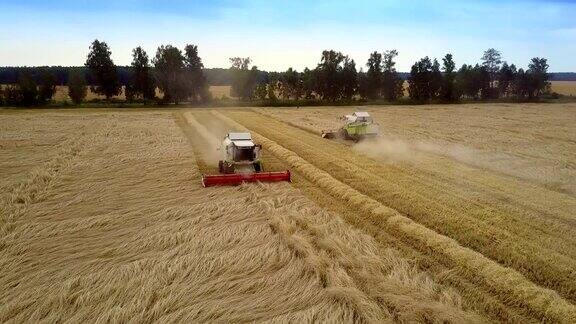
[0,137,83,248]
[213,110,576,323]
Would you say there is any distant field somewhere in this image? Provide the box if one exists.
[50,85,233,101]
[551,81,576,96]
[208,85,232,99]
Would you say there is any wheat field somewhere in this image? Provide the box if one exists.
[0,109,485,322]
[1,104,576,322]
[551,81,576,96]
[50,85,233,102]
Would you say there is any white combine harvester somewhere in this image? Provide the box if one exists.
[202,132,291,187]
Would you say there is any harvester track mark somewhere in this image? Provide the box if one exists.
[252,108,322,136]
[182,112,221,149]
[226,111,576,303]
[173,112,214,174]
[213,111,576,323]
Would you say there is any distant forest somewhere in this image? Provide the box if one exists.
[1,66,573,86]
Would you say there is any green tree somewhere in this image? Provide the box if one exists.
[281,68,302,100]
[67,70,87,104]
[301,68,316,99]
[455,64,490,99]
[129,46,155,101]
[357,69,369,100]
[456,64,475,99]
[481,48,502,83]
[38,71,57,104]
[497,62,516,98]
[511,68,529,98]
[153,45,187,104]
[184,44,208,103]
[365,51,382,99]
[316,50,344,101]
[440,54,457,102]
[430,59,442,98]
[314,50,358,101]
[476,65,491,99]
[3,84,22,106]
[527,57,550,98]
[253,83,267,100]
[381,50,404,101]
[18,72,38,106]
[481,48,502,98]
[229,57,258,100]
[408,57,434,102]
[85,40,120,99]
[2,84,22,106]
[341,57,358,100]
[267,82,277,101]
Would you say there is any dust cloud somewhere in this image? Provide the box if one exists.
[351,136,478,164]
[353,136,572,195]
[184,113,221,164]
[352,136,508,172]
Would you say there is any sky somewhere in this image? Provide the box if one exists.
[0,0,575,72]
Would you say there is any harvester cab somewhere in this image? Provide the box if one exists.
[322,111,379,141]
[219,132,262,174]
[202,132,291,187]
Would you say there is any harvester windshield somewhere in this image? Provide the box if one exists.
[233,147,255,162]
[353,112,372,123]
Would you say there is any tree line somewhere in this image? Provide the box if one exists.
[247,48,552,103]
[0,40,212,106]
[0,66,270,87]
[0,40,554,106]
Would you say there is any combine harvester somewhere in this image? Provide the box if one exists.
[321,111,379,141]
[202,132,291,187]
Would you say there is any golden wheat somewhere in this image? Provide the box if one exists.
[0,109,480,322]
[180,110,483,322]
[215,109,576,323]
[551,81,576,96]
[48,85,231,102]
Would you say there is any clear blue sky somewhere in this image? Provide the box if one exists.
[0,0,575,71]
